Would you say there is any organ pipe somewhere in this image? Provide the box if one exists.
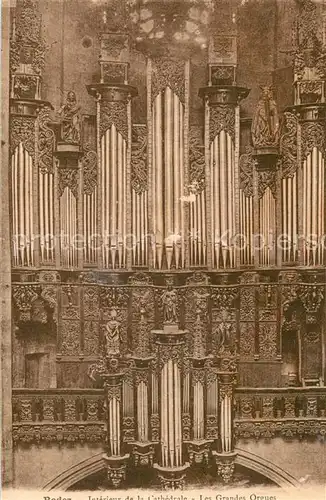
[193,381,204,440]
[210,130,236,269]
[281,174,298,264]
[259,187,276,266]
[11,144,35,267]
[101,125,128,269]
[137,381,148,442]
[160,360,182,467]
[301,148,325,266]
[60,187,77,268]
[150,62,188,270]
[83,187,97,264]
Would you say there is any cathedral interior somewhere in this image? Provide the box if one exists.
[1,0,326,492]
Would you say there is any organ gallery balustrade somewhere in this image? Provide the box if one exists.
[12,387,326,446]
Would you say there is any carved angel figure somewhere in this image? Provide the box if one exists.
[161,286,178,324]
[58,91,81,144]
[251,86,280,148]
[104,308,121,356]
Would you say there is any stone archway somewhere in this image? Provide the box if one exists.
[42,448,300,492]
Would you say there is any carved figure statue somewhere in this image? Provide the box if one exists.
[58,91,81,144]
[215,321,232,353]
[251,86,280,148]
[161,286,178,324]
[104,308,121,356]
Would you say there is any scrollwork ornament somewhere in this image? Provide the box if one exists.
[38,106,55,174]
[301,122,325,159]
[58,168,79,199]
[189,126,205,194]
[211,286,238,310]
[100,101,128,140]
[10,117,35,156]
[210,105,235,143]
[258,170,277,199]
[131,125,148,194]
[151,58,185,104]
[280,112,298,179]
[299,284,323,314]
[239,146,255,197]
[83,144,98,195]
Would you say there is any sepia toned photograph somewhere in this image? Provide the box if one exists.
[1,0,326,498]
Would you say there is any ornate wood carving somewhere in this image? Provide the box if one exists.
[151,58,185,103]
[189,126,205,194]
[280,112,298,179]
[239,146,254,197]
[100,101,128,140]
[37,106,55,174]
[82,145,98,195]
[10,116,35,155]
[131,125,148,194]
[58,168,79,199]
[301,122,325,158]
[209,105,235,143]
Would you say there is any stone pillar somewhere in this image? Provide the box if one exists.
[1,0,13,487]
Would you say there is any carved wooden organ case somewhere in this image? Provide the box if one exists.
[9,0,326,491]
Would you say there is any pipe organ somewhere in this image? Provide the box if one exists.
[8,0,326,493]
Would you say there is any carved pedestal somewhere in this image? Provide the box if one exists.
[187,439,212,465]
[104,454,130,489]
[154,463,190,491]
[213,451,237,484]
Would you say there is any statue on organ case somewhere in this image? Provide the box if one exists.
[251,86,280,148]
[161,286,178,324]
[57,91,81,144]
[104,308,121,356]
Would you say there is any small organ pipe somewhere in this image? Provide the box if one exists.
[179,101,185,268]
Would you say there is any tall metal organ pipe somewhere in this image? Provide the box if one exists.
[100,125,127,269]
[150,62,188,270]
[302,148,325,266]
[210,130,236,269]
[11,144,35,267]
[160,360,182,467]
